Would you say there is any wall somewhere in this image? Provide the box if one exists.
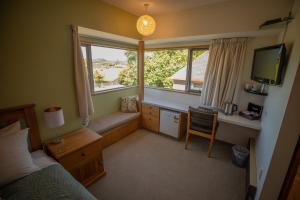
[92,87,138,119]
[144,88,200,107]
[238,36,279,111]
[0,0,140,141]
[148,0,293,39]
[255,1,300,199]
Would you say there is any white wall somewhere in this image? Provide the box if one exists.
[145,88,201,107]
[255,1,300,199]
[238,36,279,111]
[148,0,292,39]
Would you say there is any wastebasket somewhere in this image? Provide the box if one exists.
[232,145,249,168]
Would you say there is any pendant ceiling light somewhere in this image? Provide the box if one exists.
[136,4,156,36]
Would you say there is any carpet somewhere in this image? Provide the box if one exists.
[88,129,245,200]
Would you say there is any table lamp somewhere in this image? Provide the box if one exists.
[44,106,65,143]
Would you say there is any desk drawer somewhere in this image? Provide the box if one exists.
[142,113,159,133]
[142,103,159,117]
[59,140,102,170]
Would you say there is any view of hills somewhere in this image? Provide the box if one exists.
[92,58,128,70]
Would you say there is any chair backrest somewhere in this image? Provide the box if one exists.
[188,106,218,134]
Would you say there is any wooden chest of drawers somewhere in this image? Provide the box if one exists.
[142,103,160,133]
[47,128,106,187]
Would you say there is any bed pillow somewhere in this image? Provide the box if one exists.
[0,121,21,136]
[121,96,129,112]
[0,128,39,187]
[121,96,138,113]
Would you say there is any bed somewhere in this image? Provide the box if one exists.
[0,104,97,200]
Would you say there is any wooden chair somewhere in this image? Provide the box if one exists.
[185,106,218,157]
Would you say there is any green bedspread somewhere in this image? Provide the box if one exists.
[0,164,97,200]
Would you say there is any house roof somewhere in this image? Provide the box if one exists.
[170,51,209,83]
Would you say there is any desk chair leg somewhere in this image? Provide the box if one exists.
[185,132,190,149]
[208,138,215,158]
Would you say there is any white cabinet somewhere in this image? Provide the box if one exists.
[159,109,180,139]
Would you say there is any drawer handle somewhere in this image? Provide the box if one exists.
[81,152,86,157]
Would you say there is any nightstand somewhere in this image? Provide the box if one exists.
[47,128,106,187]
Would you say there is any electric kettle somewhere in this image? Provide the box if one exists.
[223,102,238,115]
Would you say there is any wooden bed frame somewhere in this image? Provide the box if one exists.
[0,104,42,151]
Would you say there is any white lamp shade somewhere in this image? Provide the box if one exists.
[44,107,64,128]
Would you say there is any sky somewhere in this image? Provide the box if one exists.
[81,46,130,62]
[81,46,156,62]
[91,46,128,61]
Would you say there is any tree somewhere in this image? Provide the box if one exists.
[125,51,137,66]
[94,70,104,88]
[119,51,138,86]
[144,50,188,88]
[192,50,206,61]
[119,49,188,88]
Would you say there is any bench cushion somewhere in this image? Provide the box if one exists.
[88,112,140,135]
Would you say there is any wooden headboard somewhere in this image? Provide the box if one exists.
[0,104,42,151]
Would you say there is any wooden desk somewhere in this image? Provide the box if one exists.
[143,97,261,130]
[143,97,260,145]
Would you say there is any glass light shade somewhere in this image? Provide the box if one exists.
[136,15,156,36]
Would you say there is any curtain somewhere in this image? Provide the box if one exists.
[71,25,94,126]
[200,38,247,109]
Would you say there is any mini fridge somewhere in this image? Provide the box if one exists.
[159,109,180,139]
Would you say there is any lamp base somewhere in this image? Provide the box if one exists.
[50,137,64,144]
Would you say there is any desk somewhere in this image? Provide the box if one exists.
[143,97,260,145]
[143,97,261,130]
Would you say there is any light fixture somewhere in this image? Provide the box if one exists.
[136,4,156,36]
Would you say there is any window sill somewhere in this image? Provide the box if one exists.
[91,85,138,96]
[144,86,201,96]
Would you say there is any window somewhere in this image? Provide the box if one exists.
[144,48,209,93]
[81,44,138,93]
[189,49,209,92]
[145,49,188,91]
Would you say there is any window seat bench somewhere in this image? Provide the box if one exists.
[88,112,141,148]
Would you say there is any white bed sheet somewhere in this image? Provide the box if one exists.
[31,150,57,169]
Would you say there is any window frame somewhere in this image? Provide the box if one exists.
[144,45,209,95]
[81,42,139,95]
[187,47,210,94]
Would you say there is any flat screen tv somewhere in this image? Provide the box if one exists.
[251,44,286,85]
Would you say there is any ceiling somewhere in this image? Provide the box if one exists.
[101,0,233,16]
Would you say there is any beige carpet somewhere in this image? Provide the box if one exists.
[88,129,245,200]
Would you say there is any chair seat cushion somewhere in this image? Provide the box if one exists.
[88,112,140,135]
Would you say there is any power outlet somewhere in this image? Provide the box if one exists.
[259,168,264,180]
